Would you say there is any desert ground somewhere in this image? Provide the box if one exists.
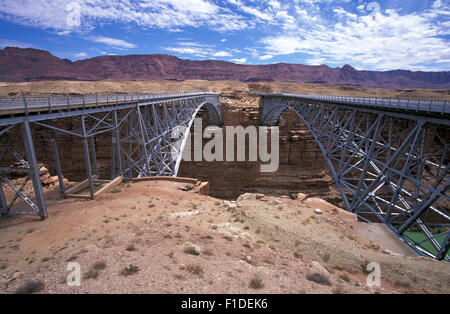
[0,178,449,294]
[0,79,449,100]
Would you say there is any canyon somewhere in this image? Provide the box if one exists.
[179,93,340,205]
[1,47,450,90]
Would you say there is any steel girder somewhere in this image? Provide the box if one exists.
[0,93,221,219]
[261,94,450,261]
[116,94,221,179]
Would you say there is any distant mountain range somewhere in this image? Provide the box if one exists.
[1,47,449,89]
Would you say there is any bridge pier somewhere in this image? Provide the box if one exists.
[0,183,8,216]
[22,121,47,219]
[50,131,65,197]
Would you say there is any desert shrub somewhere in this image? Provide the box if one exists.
[339,274,351,283]
[249,276,264,289]
[186,264,204,276]
[126,244,136,252]
[306,272,332,286]
[184,246,200,256]
[120,264,140,276]
[333,285,346,294]
[84,268,99,279]
[93,260,107,270]
[15,280,45,294]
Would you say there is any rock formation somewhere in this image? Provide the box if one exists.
[1,47,449,89]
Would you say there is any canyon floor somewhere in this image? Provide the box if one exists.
[0,179,449,294]
[0,79,449,100]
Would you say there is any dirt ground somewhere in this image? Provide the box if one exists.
[0,179,449,294]
[0,80,449,100]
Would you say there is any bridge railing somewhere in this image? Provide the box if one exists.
[0,92,215,115]
[262,93,450,115]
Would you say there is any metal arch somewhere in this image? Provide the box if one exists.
[201,101,223,127]
[262,102,352,210]
[116,97,222,179]
[260,94,450,261]
[0,92,222,220]
[172,101,221,176]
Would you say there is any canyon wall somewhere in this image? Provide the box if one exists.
[178,94,341,204]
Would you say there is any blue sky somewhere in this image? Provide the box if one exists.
[0,0,449,71]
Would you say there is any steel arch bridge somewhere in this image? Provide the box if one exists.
[260,93,450,261]
[0,92,222,220]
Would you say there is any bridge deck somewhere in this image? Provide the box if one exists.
[0,92,216,117]
[257,92,450,115]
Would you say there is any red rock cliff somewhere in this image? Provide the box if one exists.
[1,47,449,89]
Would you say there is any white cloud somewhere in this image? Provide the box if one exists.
[0,39,35,48]
[165,41,233,59]
[165,46,208,56]
[227,0,274,22]
[165,41,212,56]
[73,52,88,58]
[0,0,249,33]
[432,0,442,9]
[259,54,273,60]
[213,51,232,57]
[230,58,246,63]
[261,6,450,71]
[88,36,137,49]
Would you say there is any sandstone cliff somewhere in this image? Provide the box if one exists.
[1,47,449,89]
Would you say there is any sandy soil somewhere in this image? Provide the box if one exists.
[0,80,449,100]
[0,180,449,294]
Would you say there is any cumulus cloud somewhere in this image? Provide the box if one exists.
[261,5,450,71]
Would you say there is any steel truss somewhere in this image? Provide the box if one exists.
[261,94,450,261]
[0,93,221,220]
